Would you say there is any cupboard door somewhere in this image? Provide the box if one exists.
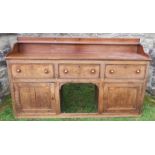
[103,82,142,113]
[14,83,56,114]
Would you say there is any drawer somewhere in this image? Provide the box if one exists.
[11,64,54,79]
[105,64,146,79]
[59,64,100,79]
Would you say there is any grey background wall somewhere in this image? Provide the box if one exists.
[0,33,155,102]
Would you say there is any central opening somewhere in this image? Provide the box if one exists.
[60,83,98,113]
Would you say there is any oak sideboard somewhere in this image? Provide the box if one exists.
[6,37,151,118]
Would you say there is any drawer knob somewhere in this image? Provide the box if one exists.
[109,69,115,74]
[44,69,49,74]
[16,69,21,73]
[136,69,141,73]
[64,69,68,74]
[91,69,96,74]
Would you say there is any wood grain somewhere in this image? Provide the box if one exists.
[6,37,150,118]
[59,64,100,79]
[103,82,142,113]
[13,83,56,114]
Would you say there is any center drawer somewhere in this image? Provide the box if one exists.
[59,64,100,79]
[11,64,54,79]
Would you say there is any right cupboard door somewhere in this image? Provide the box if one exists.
[103,82,143,113]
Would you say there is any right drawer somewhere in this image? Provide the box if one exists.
[105,64,146,79]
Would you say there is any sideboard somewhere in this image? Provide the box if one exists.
[6,37,151,118]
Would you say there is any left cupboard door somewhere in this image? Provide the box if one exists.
[13,83,56,116]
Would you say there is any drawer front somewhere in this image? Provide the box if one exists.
[11,64,54,79]
[59,64,100,79]
[105,64,146,79]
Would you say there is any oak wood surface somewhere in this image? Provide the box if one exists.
[6,37,150,61]
[6,37,150,118]
[59,64,100,79]
[13,83,56,114]
[11,63,54,79]
[17,37,141,44]
[105,64,146,79]
[103,82,142,113]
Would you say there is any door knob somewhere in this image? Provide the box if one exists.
[64,69,68,74]
[90,69,96,74]
[109,69,115,74]
[16,69,21,73]
[44,69,49,74]
[136,69,141,73]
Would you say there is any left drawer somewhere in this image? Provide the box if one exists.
[11,64,54,79]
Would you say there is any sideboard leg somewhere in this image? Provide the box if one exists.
[55,82,61,114]
[98,82,104,114]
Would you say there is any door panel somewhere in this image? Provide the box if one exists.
[103,82,142,113]
[14,83,56,114]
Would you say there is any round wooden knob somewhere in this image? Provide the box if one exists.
[136,69,141,73]
[44,69,49,74]
[109,69,114,74]
[91,69,96,74]
[16,69,21,73]
[64,69,68,74]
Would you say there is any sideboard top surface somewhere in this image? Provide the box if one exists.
[6,37,151,61]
